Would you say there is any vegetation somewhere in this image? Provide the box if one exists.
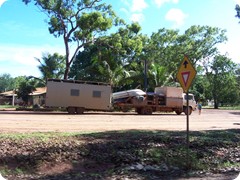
[0,2,240,179]
[205,55,239,108]
[35,52,65,81]
[236,4,240,22]
[16,79,37,105]
[2,1,240,107]
[0,130,239,179]
[0,74,15,92]
[22,0,123,79]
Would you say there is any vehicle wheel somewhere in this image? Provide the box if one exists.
[122,107,129,112]
[141,107,153,115]
[76,107,84,114]
[175,110,182,115]
[67,107,76,114]
[184,107,192,115]
[136,108,142,114]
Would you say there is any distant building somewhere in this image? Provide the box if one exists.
[0,87,46,106]
[29,87,47,106]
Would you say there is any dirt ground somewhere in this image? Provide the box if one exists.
[0,108,239,133]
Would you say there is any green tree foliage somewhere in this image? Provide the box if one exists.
[70,22,145,90]
[146,28,180,87]
[0,74,15,92]
[144,25,227,90]
[206,55,238,108]
[16,77,37,105]
[180,26,227,63]
[35,52,65,80]
[22,0,122,79]
[70,24,229,93]
[236,4,240,22]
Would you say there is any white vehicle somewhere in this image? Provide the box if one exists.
[182,93,197,114]
[46,79,112,114]
[113,86,197,115]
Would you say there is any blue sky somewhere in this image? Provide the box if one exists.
[0,0,240,77]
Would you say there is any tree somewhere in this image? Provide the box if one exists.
[206,55,238,109]
[70,22,144,90]
[23,0,122,79]
[16,77,37,105]
[0,74,15,92]
[143,26,227,89]
[236,4,240,21]
[36,52,65,80]
[180,26,227,64]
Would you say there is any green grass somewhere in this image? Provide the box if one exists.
[219,106,240,110]
[202,105,240,110]
[0,105,17,108]
[0,132,92,140]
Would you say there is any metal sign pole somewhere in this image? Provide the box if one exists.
[186,92,190,169]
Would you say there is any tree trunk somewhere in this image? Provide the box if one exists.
[214,99,218,109]
[63,65,70,80]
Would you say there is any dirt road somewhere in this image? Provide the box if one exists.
[0,108,239,133]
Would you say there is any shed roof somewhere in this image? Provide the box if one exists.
[0,87,47,97]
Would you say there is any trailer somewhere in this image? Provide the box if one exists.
[113,86,197,115]
[45,79,112,114]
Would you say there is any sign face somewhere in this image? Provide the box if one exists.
[177,55,196,92]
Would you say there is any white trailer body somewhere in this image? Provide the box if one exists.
[46,79,112,113]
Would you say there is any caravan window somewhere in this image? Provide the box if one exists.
[93,91,101,98]
[71,89,80,96]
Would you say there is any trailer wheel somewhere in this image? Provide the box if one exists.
[141,107,153,115]
[76,107,84,114]
[184,106,192,115]
[175,110,182,115]
[67,107,76,114]
[136,108,142,114]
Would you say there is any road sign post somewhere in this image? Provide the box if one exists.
[176,55,196,170]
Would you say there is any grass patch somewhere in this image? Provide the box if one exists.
[0,132,94,140]
[219,106,240,110]
[0,105,17,108]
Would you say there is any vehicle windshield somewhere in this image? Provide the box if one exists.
[184,94,194,100]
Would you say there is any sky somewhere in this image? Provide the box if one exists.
[0,0,240,78]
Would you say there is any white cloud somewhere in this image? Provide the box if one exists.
[131,13,145,22]
[234,0,240,4]
[131,0,148,12]
[153,0,179,8]
[121,0,131,7]
[120,8,129,16]
[218,40,240,64]
[165,8,188,28]
[120,0,148,23]
[0,0,7,7]
[0,44,65,77]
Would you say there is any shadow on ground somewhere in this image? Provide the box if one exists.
[0,129,239,180]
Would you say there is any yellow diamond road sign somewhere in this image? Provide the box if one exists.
[177,55,196,93]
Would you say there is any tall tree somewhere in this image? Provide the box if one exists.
[180,26,227,64]
[236,4,240,21]
[206,55,238,108]
[36,52,65,80]
[0,74,15,92]
[23,0,122,79]
[144,26,227,88]
[70,22,144,90]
